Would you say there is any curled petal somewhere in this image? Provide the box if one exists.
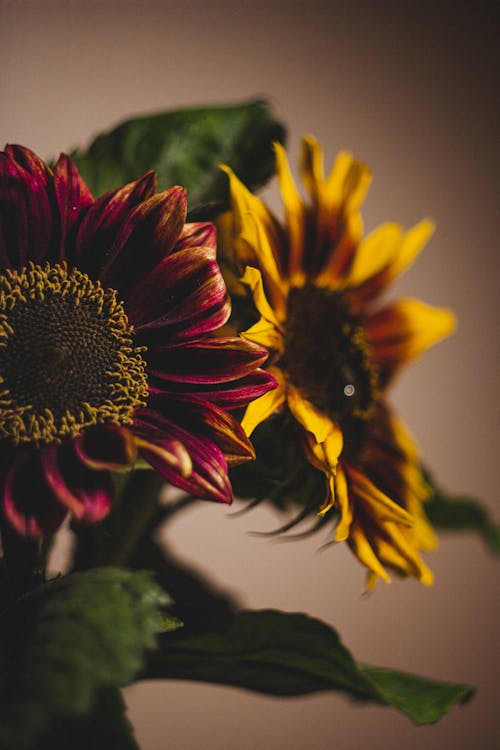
[240,367,286,436]
[3,450,67,537]
[73,423,137,471]
[41,443,113,524]
[133,408,232,504]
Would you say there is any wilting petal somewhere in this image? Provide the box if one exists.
[241,366,286,436]
[333,465,353,541]
[366,298,456,375]
[42,443,113,524]
[3,450,67,537]
[75,171,156,276]
[100,186,186,290]
[73,423,137,470]
[348,466,414,527]
[129,246,229,337]
[52,153,93,257]
[146,336,269,385]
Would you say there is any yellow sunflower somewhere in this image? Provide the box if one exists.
[220,137,456,588]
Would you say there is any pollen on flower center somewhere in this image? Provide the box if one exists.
[0,263,148,445]
[283,283,379,451]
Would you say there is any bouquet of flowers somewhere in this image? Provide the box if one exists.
[0,100,496,749]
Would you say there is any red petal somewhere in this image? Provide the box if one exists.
[133,408,232,504]
[42,443,113,525]
[2,450,67,537]
[150,368,278,410]
[127,246,229,337]
[73,423,137,471]
[176,222,217,254]
[146,337,269,384]
[75,171,156,276]
[52,153,94,259]
[0,147,56,268]
[99,186,187,291]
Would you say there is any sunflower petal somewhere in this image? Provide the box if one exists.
[274,142,305,281]
[349,523,391,584]
[240,367,286,436]
[343,222,404,288]
[333,464,353,541]
[348,468,414,527]
[367,298,456,372]
[73,423,137,471]
[287,385,335,444]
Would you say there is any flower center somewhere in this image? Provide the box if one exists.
[283,283,379,454]
[0,263,148,445]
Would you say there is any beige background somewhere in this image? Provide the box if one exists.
[1,1,498,749]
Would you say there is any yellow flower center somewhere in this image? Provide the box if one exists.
[283,283,379,452]
[0,263,148,445]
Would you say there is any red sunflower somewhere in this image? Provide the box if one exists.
[0,145,275,538]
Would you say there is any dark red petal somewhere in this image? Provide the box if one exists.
[175,222,217,253]
[127,245,229,336]
[74,171,156,277]
[149,368,277,410]
[73,423,137,471]
[42,443,113,525]
[52,153,94,261]
[146,394,255,467]
[146,337,269,384]
[99,186,187,291]
[2,450,67,537]
[133,408,232,504]
[0,147,56,268]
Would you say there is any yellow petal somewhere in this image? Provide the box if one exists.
[242,318,284,354]
[324,151,371,213]
[299,135,325,200]
[349,524,391,584]
[387,218,435,284]
[221,165,287,315]
[333,464,353,541]
[349,469,415,527]
[287,385,335,444]
[367,298,457,367]
[384,523,435,585]
[343,222,403,287]
[274,142,305,281]
[241,266,283,330]
[240,367,286,437]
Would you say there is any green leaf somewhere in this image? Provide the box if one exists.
[0,568,167,749]
[69,99,285,211]
[145,609,475,725]
[424,472,500,554]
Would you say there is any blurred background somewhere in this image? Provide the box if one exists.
[1,1,498,748]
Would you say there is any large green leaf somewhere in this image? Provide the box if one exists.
[0,568,167,749]
[69,99,285,211]
[425,472,499,554]
[145,609,474,725]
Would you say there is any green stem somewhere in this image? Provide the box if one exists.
[105,470,166,567]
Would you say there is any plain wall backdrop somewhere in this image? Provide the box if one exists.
[1,1,498,749]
